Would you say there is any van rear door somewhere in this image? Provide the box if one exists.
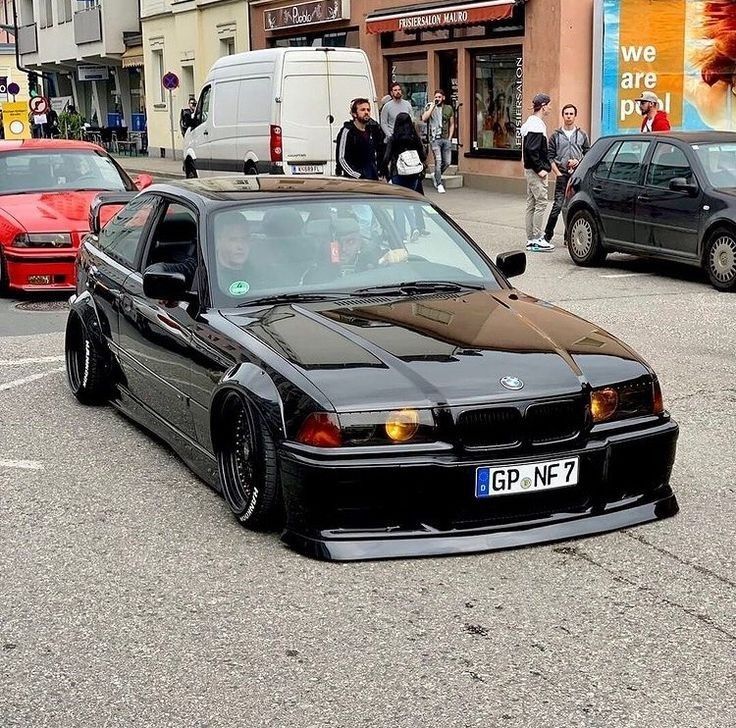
[325,50,376,174]
[279,50,333,176]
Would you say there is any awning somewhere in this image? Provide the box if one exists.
[366,0,514,34]
[121,45,144,69]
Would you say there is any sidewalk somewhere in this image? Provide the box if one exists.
[116,155,531,247]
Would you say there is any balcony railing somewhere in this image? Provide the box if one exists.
[73,4,102,44]
[17,23,37,55]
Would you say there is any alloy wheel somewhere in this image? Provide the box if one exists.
[709,235,736,285]
[221,396,260,516]
[570,217,593,258]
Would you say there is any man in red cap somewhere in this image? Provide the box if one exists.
[637,91,671,132]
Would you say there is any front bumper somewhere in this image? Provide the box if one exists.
[2,247,76,291]
[279,419,679,561]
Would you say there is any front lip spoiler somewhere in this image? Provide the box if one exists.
[281,493,679,561]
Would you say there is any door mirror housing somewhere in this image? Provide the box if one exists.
[88,192,138,235]
[496,250,526,278]
[143,263,196,303]
[668,177,699,196]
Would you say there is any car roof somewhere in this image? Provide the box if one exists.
[0,139,106,153]
[599,131,736,144]
[150,176,425,202]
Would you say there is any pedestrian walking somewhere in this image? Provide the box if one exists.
[379,83,413,137]
[336,98,386,180]
[637,91,671,131]
[543,104,590,244]
[384,111,428,242]
[521,93,554,252]
[421,89,454,194]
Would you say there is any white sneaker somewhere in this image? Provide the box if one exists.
[526,239,555,252]
[437,183,446,194]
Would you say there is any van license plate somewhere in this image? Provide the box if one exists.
[475,457,579,498]
[291,165,324,175]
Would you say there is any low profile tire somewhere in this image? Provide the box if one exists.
[567,209,607,266]
[184,158,198,179]
[704,228,736,292]
[64,311,108,405]
[217,393,281,530]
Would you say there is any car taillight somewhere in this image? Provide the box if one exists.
[270,125,282,163]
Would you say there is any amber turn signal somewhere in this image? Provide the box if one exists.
[653,379,664,415]
[384,409,420,442]
[591,387,619,423]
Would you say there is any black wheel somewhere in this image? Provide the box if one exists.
[64,311,108,404]
[704,228,736,292]
[567,208,607,266]
[184,158,198,179]
[217,393,281,530]
[0,252,8,295]
[244,162,257,176]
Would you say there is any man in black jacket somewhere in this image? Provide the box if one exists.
[521,93,554,252]
[335,98,386,180]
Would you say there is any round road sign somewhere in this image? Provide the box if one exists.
[29,96,50,114]
[7,82,20,96]
[162,72,180,91]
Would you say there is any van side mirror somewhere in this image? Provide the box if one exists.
[496,250,526,278]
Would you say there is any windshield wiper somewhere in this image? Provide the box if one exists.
[353,280,486,296]
[235,291,349,307]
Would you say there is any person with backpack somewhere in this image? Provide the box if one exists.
[384,111,428,242]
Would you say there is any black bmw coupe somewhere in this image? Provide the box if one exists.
[65,177,679,560]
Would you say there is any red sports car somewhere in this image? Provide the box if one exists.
[0,139,152,293]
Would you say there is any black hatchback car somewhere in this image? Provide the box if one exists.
[65,177,678,560]
[563,132,736,291]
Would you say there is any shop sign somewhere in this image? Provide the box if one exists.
[78,65,109,82]
[366,0,514,35]
[265,0,346,31]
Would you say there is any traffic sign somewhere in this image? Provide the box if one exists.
[3,102,31,140]
[162,72,180,91]
[7,82,20,96]
[29,96,50,115]
[0,76,6,95]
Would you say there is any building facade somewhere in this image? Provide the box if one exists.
[249,0,594,190]
[140,0,249,158]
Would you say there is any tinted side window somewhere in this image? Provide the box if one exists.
[646,143,693,188]
[608,140,650,184]
[594,141,621,179]
[143,202,198,272]
[97,197,158,268]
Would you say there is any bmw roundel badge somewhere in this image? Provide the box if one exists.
[500,376,524,391]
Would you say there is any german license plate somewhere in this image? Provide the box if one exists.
[291,164,324,175]
[475,457,579,498]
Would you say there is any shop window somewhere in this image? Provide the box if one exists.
[269,29,358,48]
[152,50,165,104]
[388,55,427,124]
[472,48,523,156]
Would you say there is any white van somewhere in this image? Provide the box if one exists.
[183,47,377,178]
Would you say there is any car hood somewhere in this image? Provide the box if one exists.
[223,289,651,410]
[0,190,102,234]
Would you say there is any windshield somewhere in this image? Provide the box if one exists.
[0,150,131,195]
[206,198,499,306]
[692,143,736,188]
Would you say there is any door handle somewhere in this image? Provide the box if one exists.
[203,130,209,136]
[592,186,603,193]
[637,194,650,202]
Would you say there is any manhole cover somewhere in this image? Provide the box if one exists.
[14,300,69,312]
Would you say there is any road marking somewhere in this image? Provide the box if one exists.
[0,355,65,366]
[599,273,648,278]
[0,367,65,392]
[0,459,43,470]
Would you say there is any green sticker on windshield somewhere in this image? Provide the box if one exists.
[229,280,250,296]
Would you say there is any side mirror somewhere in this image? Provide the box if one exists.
[496,250,526,278]
[668,177,699,196]
[143,263,193,302]
[88,191,138,235]
[133,173,153,190]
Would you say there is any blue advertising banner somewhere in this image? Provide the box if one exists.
[599,0,736,135]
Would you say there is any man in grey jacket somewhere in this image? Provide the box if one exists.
[543,104,590,243]
[380,83,413,137]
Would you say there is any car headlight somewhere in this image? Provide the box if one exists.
[12,233,73,248]
[590,378,665,423]
[296,409,437,447]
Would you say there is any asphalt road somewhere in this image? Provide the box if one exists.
[1,187,735,727]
